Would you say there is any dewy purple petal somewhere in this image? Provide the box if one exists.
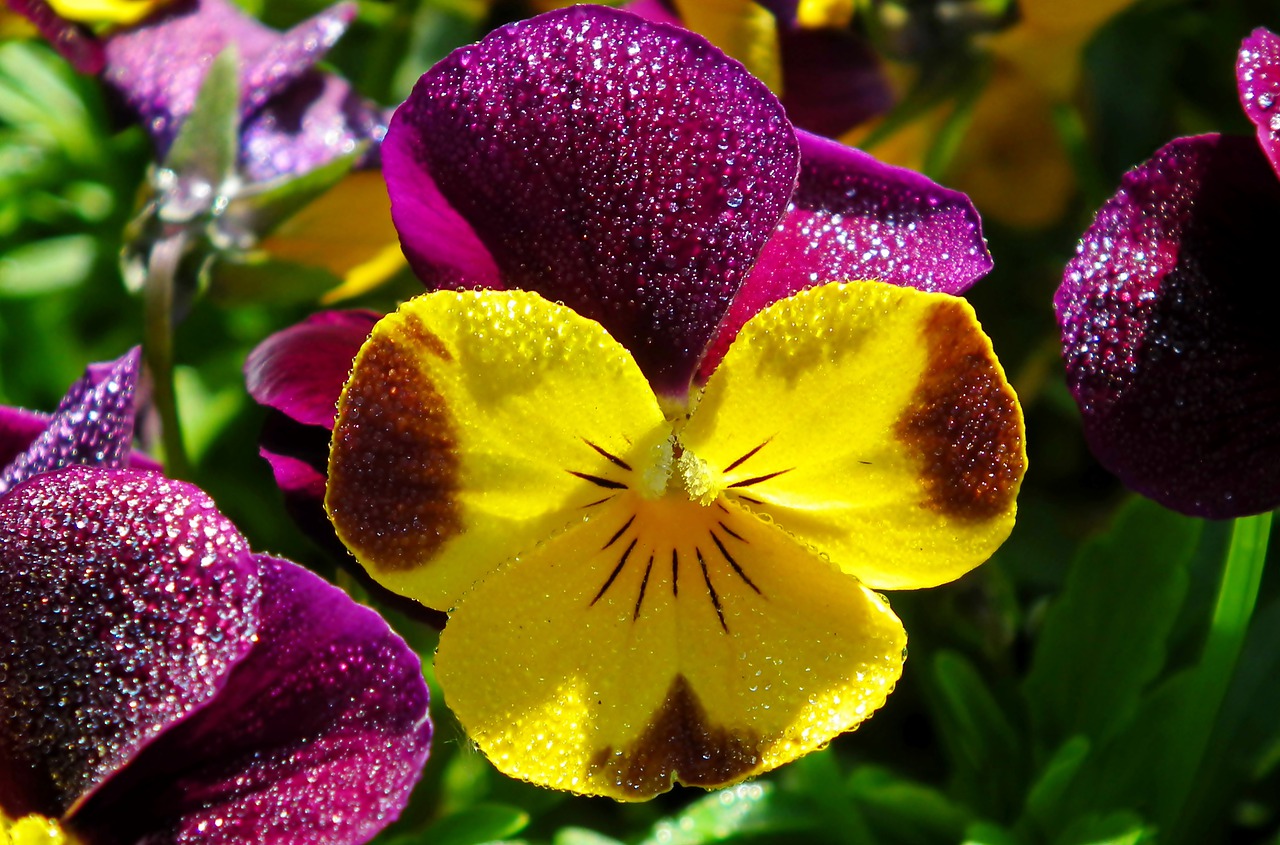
[0,407,52,474]
[0,467,260,818]
[384,5,800,396]
[245,309,379,429]
[0,348,141,498]
[700,130,991,378]
[101,0,353,153]
[241,73,389,184]
[1238,28,1280,178]
[73,555,430,845]
[1056,133,1280,517]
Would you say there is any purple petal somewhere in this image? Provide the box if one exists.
[384,6,800,397]
[0,467,260,817]
[5,0,104,73]
[778,27,892,138]
[700,130,991,379]
[0,348,141,498]
[101,0,354,153]
[1238,28,1280,177]
[240,72,389,183]
[1056,134,1280,518]
[0,406,51,472]
[75,555,431,845]
[245,309,379,428]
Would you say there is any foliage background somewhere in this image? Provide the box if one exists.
[3,0,1280,842]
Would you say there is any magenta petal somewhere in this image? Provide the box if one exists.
[778,28,891,138]
[1238,28,1280,178]
[245,309,379,429]
[5,0,104,73]
[0,348,141,498]
[700,130,991,378]
[1056,134,1280,517]
[76,555,431,845]
[384,5,800,396]
[101,0,354,152]
[0,467,260,817]
[0,407,51,473]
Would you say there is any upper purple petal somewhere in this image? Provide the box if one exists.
[384,5,800,396]
[0,467,260,817]
[1238,28,1280,178]
[0,406,52,472]
[778,27,892,138]
[700,130,991,378]
[101,0,354,153]
[240,72,389,183]
[1056,133,1280,518]
[245,309,379,429]
[5,0,104,73]
[0,348,141,499]
[74,555,430,845]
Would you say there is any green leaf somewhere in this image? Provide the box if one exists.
[931,649,1025,818]
[207,254,342,305]
[1023,736,1090,835]
[420,803,530,845]
[961,822,1020,845]
[847,766,972,844]
[1024,497,1201,750]
[1054,811,1153,845]
[553,830,627,845]
[224,147,363,238]
[163,47,240,194]
[0,234,95,296]
[637,783,806,845]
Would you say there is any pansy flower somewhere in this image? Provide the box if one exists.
[0,352,432,843]
[297,6,1027,800]
[1055,27,1280,518]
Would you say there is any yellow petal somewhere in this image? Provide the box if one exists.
[0,814,70,845]
[681,281,1025,591]
[45,0,167,25]
[326,290,669,610]
[260,171,408,303]
[671,0,782,93]
[435,493,905,800]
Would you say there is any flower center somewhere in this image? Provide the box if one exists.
[0,812,74,845]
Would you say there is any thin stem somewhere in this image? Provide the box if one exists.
[1168,511,1272,837]
[143,232,193,479]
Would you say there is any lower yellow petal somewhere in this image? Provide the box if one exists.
[0,814,70,845]
[681,281,1025,591]
[44,0,166,25]
[435,493,905,800]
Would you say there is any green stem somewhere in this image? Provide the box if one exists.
[1168,511,1272,836]
[143,232,193,480]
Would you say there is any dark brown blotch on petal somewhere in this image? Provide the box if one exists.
[400,311,453,362]
[328,329,462,573]
[590,674,760,798]
[895,301,1025,521]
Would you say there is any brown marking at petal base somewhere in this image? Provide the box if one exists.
[400,311,453,361]
[589,675,760,797]
[328,330,462,572]
[895,302,1025,521]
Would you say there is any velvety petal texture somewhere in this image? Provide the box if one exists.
[1238,28,1280,177]
[384,5,800,396]
[75,556,431,845]
[101,0,354,151]
[0,468,260,818]
[700,131,992,378]
[0,348,140,498]
[1056,134,1280,517]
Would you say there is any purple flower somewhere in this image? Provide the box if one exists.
[1055,27,1280,518]
[0,353,431,842]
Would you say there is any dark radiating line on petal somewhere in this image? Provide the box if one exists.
[584,439,633,471]
[698,548,728,633]
[858,460,872,465]
[717,520,745,541]
[737,495,763,505]
[727,468,793,488]
[569,471,628,489]
[603,514,636,550]
[710,530,761,594]
[592,538,638,606]
[581,495,616,509]
[634,554,655,620]
[723,437,772,473]
[671,549,680,597]
[716,502,729,513]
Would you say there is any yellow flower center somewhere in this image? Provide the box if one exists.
[0,812,73,845]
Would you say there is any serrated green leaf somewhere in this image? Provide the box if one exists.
[931,650,1025,818]
[164,47,240,188]
[1024,497,1201,750]
[421,803,530,845]
[638,783,805,845]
